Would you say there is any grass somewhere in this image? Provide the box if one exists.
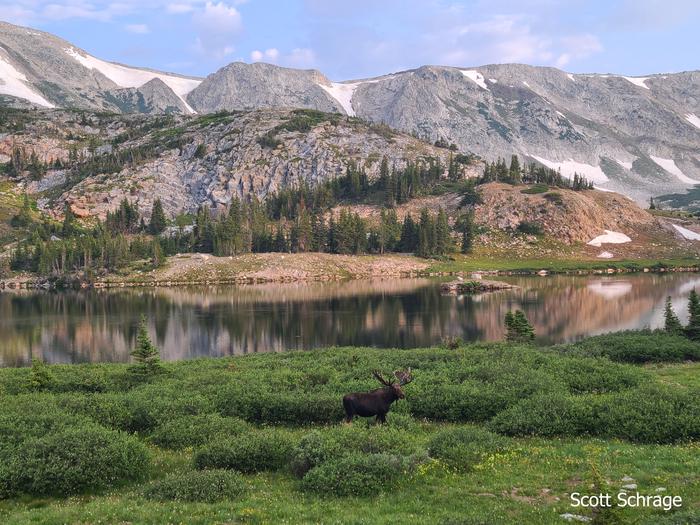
[0,332,698,524]
[427,253,700,274]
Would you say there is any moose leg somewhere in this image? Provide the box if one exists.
[376,412,387,425]
[343,398,354,424]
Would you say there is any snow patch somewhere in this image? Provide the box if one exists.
[685,113,700,130]
[672,224,700,241]
[650,155,699,184]
[529,155,609,184]
[615,158,634,171]
[64,47,200,113]
[597,251,615,259]
[621,76,649,89]
[522,80,531,88]
[460,70,490,91]
[318,81,360,116]
[0,54,55,107]
[587,280,632,299]
[587,230,631,247]
[566,73,575,82]
[488,78,497,83]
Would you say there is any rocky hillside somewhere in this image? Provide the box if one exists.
[2,22,699,204]
[0,107,466,220]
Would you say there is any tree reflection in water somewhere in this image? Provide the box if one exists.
[1,273,698,366]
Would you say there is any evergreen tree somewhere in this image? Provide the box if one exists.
[505,310,535,343]
[649,197,656,210]
[435,208,452,255]
[456,211,476,254]
[11,193,32,227]
[62,203,76,237]
[399,214,418,252]
[149,198,167,234]
[129,316,163,377]
[663,296,683,335]
[274,225,288,252]
[686,290,700,341]
[151,239,164,268]
[26,358,53,391]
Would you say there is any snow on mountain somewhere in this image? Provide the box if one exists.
[672,224,700,240]
[64,47,200,113]
[318,81,360,116]
[621,76,650,89]
[587,230,632,247]
[615,158,635,171]
[650,156,698,184]
[528,155,609,184]
[460,70,489,91]
[0,52,54,107]
[686,113,700,130]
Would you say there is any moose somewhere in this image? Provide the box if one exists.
[342,368,413,424]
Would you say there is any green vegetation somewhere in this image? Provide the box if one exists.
[0,331,698,523]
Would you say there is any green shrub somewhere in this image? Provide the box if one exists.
[542,356,646,394]
[599,384,700,443]
[290,424,420,478]
[521,184,549,194]
[516,221,543,236]
[428,426,511,470]
[216,386,343,424]
[0,426,150,497]
[301,452,411,496]
[143,470,245,503]
[544,191,563,204]
[149,414,249,450]
[487,393,595,437]
[194,429,295,473]
[566,330,700,363]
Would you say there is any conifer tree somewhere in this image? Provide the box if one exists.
[686,290,700,341]
[664,296,683,335]
[149,198,167,234]
[505,310,535,343]
[62,203,76,236]
[129,316,163,377]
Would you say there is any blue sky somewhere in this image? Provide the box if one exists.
[2,0,699,79]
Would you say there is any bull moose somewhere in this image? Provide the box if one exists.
[343,368,413,424]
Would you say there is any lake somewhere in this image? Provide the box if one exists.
[1,272,699,366]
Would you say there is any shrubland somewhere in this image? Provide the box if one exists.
[0,329,698,524]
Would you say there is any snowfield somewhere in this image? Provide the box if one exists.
[460,70,490,91]
[621,76,650,89]
[64,48,200,113]
[529,155,609,184]
[587,230,632,247]
[0,54,55,107]
[650,156,699,184]
[597,251,615,259]
[686,114,700,130]
[615,158,635,171]
[318,81,360,116]
[672,224,700,241]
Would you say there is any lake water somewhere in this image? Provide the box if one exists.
[1,273,699,367]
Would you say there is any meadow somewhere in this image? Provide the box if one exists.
[0,330,698,524]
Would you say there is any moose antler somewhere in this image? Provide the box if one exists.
[393,367,413,386]
[372,370,393,386]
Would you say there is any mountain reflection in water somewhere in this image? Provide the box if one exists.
[1,273,699,366]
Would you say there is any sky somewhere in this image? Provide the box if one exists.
[1,0,699,80]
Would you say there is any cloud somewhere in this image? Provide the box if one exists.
[250,48,280,62]
[167,3,196,14]
[125,23,150,34]
[192,1,243,59]
[249,47,316,68]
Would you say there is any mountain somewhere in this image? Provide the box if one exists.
[1,21,700,204]
[0,21,201,113]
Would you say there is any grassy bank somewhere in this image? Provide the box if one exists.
[0,331,698,524]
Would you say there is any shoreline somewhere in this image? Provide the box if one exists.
[1,252,699,291]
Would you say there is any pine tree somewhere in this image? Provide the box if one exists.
[686,290,700,341]
[456,211,475,254]
[149,198,167,234]
[664,296,683,335]
[435,208,452,255]
[26,358,53,391]
[129,316,163,377]
[151,239,164,268]
[62,202,76,236]
[649,197,656,210]
[505,310,535,343]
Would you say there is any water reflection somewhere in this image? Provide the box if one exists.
[1,273,698,366]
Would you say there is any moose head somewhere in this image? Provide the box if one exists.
[342,368,413,424]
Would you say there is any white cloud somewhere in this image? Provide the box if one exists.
[125,23,150,34]
[167,3,196,14]
[250,48,279,62]
[192,1,243,58]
